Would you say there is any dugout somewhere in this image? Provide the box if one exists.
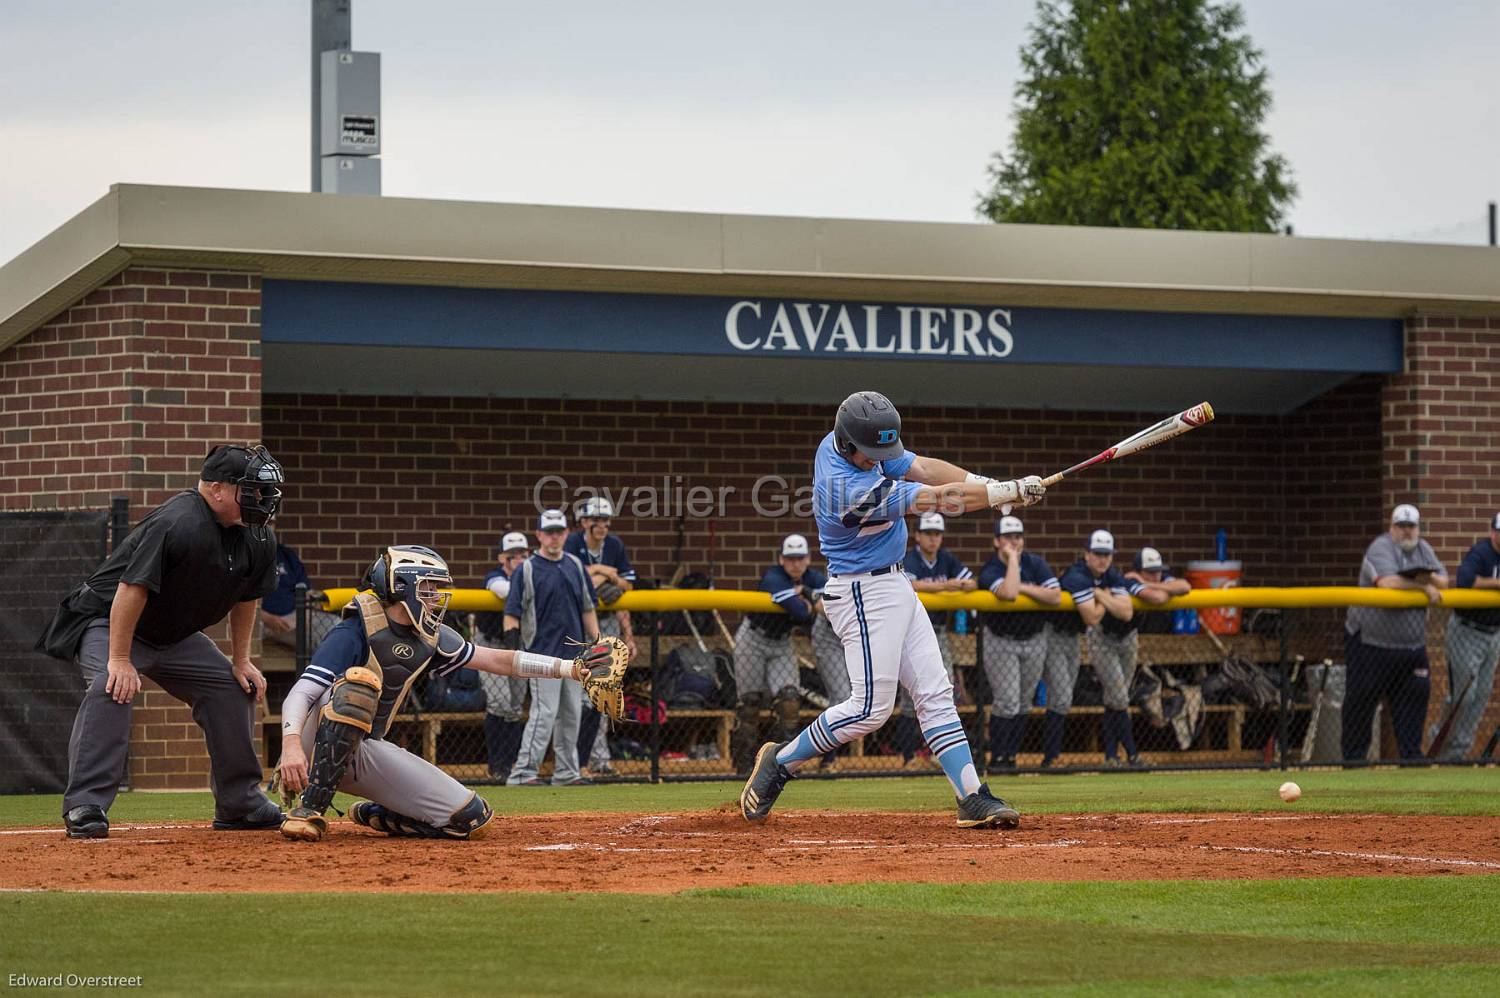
[3,184,1498,788]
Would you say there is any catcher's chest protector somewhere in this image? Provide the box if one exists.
[352,592,440,739]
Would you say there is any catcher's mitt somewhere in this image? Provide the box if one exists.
[578,635,630,721]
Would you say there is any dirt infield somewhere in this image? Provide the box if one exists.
[4,810,1498,894]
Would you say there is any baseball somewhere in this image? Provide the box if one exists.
[1279,781,1302,803]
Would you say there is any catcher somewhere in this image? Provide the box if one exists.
[276,545,626,841]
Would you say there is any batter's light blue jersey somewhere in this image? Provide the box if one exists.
[813,431,923,575]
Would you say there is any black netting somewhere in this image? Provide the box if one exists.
[0,509,111,793]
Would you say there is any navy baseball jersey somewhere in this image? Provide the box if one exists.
[904,547,972,628]
[304,616,474,739]
[473,563,513,640]
[1055,559,1145,636]
[977,551,1059,638]
[747,564,829,640]
[813,432,921,575]
[563,531,637,582]
[1456,539,1500,629]
[505,553,598,658]
[262,544,310,616]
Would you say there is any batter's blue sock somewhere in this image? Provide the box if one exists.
[775,724,822,770]
[924,720,982,797]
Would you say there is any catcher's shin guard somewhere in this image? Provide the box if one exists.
[351,794,493,841]
[281,668,381,842]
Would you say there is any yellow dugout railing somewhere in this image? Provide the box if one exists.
[317,586,1500,615]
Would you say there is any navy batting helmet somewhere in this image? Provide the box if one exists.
[360,545,453,645]
[834,391,904,461]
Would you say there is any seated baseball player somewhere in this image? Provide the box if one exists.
[276,545,625,841]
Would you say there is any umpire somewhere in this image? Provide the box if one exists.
[45,445,287,838]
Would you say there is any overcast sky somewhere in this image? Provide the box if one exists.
[2,1,1497,264]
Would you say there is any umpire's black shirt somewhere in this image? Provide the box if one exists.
[83,490,278,647]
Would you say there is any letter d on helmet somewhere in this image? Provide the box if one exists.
[834,391,904,461]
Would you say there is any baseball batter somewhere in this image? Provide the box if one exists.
[741,391,1045,828]
[277,545,620,841]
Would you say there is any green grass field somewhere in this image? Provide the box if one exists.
[4,769,1499,996]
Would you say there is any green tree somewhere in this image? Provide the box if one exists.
[978,0,1295,232]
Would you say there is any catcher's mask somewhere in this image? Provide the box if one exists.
[201,444,284,535]
[361,545,452,646]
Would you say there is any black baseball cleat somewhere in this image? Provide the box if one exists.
[740,741,793,822]
[64,805,109,839]
[213,796,285,831]
[956,783,1021,829]
[985,757,1017,776]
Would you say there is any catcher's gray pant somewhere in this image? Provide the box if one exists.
[475,633,528,720]
[733,619,798,697]
[64,619,266,817]
[294,687,472,826]
[1089,629,1139,711]
[982,630,1048,716]
[508,677,584,784]
[812,614,852,703]
[1438,615,1500,759]
[1043,629,1082,714]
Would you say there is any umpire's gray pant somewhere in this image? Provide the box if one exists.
[1089,629,1138,711]
[63,619,266,817]
[1439,615,1500,759]
[508,677,583,784]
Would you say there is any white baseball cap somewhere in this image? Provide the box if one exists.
[1492,512,1500,531]
[538,509,568,531]
[996,515,1024,536]
[1135,546,1165,571]
[1391,503,1420,526]
[917,512,946,532]
[781,533,810,557]
[500,531,528,553]
[1088,529,1116,555]
[579,496,615,519]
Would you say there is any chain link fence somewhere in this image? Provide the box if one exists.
[274,587,1500,785]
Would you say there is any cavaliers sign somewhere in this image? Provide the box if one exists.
[724,301,1014,358]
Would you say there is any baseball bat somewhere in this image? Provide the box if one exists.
[1041,402,1215,487]
[1426,673,1476,759]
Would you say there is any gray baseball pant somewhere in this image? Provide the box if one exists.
[294,687,473,826]
[733,619,798,696]
[64,619,267,817]
[1089,629,1139,711]
[1439,615,1500,759]
[812,614,852,702]
[983,631,1048,716]
[508,677,584,784]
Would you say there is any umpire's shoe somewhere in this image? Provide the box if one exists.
[64,805,108,839]
[214,796,285,831]
[956,783,1021,829]
[740,741,793,823]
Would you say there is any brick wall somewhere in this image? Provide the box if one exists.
[0,267,264,791]
[1383,316,1500,744]
[262,393,1377,592]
